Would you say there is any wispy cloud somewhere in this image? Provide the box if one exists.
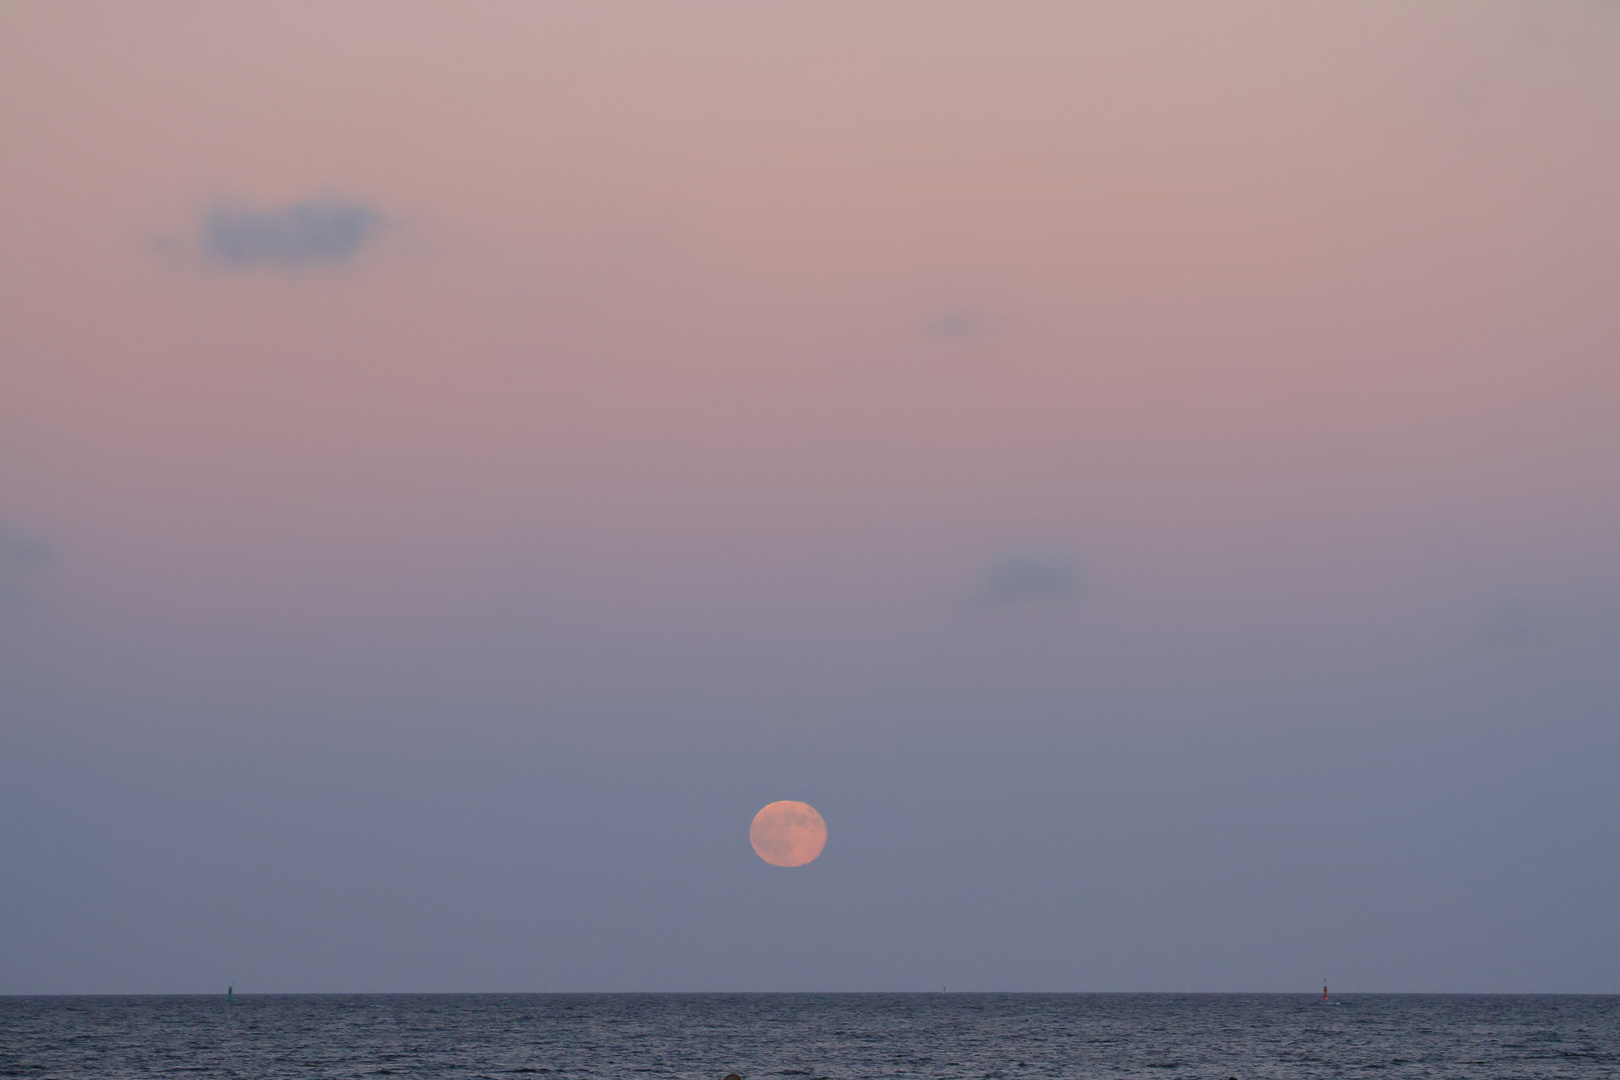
[1477,596,1620,646]
[202,196,384,270]
[972,549,1084,607]
[922,307,991,340]
[0,524,51,605]
[1478,599,1537,643]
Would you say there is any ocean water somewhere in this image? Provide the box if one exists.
[2,993,1617,1080]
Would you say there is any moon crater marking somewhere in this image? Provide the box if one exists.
[749,800,827,867]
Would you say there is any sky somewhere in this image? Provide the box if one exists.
[1,1,1618,994]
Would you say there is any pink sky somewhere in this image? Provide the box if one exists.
[3,3,1617,733]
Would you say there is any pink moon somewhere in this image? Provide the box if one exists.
[749,801,828,867]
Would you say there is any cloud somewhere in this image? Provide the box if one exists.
[922,307,989,340]
[1477,596,1620,646]
[1478,599,1537,643]
[202,196,384,269]
[972,549,1084,607]
[0,524,51,605]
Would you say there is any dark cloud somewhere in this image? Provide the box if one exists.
[202,196,384,269]
[973,549,1084,606]
[0,524,51,604]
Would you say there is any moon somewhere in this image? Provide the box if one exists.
[749,800,827,867]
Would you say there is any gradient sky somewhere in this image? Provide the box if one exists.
[2,1,1618,993]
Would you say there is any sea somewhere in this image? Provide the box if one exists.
[2,993,1616,1080]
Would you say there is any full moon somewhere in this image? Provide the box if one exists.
[749,800,827,867]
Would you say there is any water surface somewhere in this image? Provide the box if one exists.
[3,993,1616,1079]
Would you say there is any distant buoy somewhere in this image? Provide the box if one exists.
[723,1073,742,1080]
